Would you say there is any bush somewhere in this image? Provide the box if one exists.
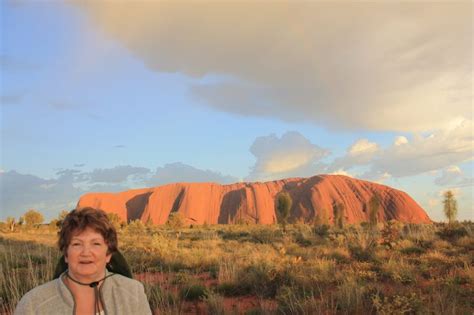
[23,209,44,227]
[313,224,330,238]
[436,225,468,241]
[180,284,208,301]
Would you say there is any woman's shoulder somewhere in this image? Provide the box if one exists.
[19,278,60,301]
[14,279,65,314]
[107,273,145,288]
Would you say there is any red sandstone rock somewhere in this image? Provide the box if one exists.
[76,175,431,225]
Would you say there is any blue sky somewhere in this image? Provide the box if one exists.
[1,1,472,221]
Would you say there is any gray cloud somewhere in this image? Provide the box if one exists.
[147,162,238,186]
[1,94,24,105]
[0,170,83,220]
[87,165,150,183]
[78,2,472,132]
[434,165,473,187]
[0,54,38,72]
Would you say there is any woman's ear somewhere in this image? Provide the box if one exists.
[106,253,112,263]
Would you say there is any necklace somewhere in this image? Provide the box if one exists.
[65,271,115,315]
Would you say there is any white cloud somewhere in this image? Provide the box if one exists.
[330,138,379,172]
[147,162,238,186]
[349,139,379,156]
[368,119,473,178]
[394,136,408,146]
[247,131,328,181]
[330,169,353,178]
[78,2,472,132]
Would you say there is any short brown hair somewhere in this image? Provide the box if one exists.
[58,207,118,255]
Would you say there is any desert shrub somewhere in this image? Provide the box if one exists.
[312,224,330,239]
[143,282,177,311]
[436,225,468,241]
[0,240,59,313]
[400,246,426,255]
[276,285,326,315]
[380,220,401,249]
[236,262,290,298]
[380,258,415,285]
[335,276,370,313]
[276,192,292,232]
[203,291,225,315]
[346,229,378,261]
[293,231,313,247]
[180,284,208,301]
[250,226,283,244]
[455,236,474,250]
[22,209,44,228]
[324,247,351,264]
[167,212,185,230]
[372,292,423,315]
[124,219,146,236]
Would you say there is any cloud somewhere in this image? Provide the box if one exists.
[87,165,150,183]
[330,169,353,178]
[368,119,473,177]
[247,131,328,181]
[147,162,238,186]
[0,54,38,72]
[77,2,472,132]
[435,165,462,185]
[0,170,83,220]
[1,94,24,105]
[330,139,379,172]
[435,165,473,187]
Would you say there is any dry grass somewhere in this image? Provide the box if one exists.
[1,221,473,314]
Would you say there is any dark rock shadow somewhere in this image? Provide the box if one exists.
[218,188,245,224]
[126,192,153,222]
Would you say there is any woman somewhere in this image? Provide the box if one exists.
[15,208,152,315]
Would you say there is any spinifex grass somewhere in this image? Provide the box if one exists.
[1,221,473,314]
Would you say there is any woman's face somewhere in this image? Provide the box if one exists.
[65,227,112,282]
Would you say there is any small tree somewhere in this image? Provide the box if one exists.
[167,212,184,229]
[6,217,16,232]
[276,192,292,232]
[368,195,380,228]
[107,213,123,231]
[315,208,329,226]
[443,190,458,225]
[333,203,345,229]
[55,210,70,228]
[23,209,44,227]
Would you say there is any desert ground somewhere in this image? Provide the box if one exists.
[1,221,473,314]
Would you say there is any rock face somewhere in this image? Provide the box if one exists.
[76,175,431,225]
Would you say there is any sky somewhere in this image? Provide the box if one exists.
[1,1,472,222]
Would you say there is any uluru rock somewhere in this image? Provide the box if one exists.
[76,175,431,225]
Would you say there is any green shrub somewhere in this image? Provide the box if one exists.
[180,284,208,301]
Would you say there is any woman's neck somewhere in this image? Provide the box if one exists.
[67,269,107,285]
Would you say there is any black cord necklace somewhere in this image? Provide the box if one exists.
[66,271,115,315]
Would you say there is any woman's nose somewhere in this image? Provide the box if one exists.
[80,244,92,254]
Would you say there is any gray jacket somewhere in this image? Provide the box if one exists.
[14,271,152,315]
